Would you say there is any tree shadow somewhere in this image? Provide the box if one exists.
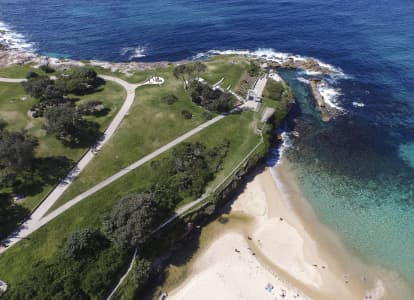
[63,120,102,148]
[11,156,74,198]
[90,107,110,118]
[0,193,30,239]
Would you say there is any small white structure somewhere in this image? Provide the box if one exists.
[0,280,7,296]
[146,76,165,85]
[269,71,282,82]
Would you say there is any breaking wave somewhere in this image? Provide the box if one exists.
[195,48,348,113]
[120,46,147,60]
[0,21,35,52]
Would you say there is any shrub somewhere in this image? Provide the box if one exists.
[102,194,161,250]
[78,100,105,115]
[190,81,235,112]
[63,228,109,260]
[247,61,260,77]
[40,64,55,73]
[181,110,193,119]
[161,94,178,105]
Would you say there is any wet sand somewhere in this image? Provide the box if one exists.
[164,158,411,300]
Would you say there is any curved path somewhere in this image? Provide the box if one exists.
[0,73,225,253]
[0,75,144,252]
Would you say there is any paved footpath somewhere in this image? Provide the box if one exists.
[0,75,140,253]
[0,82,224,254]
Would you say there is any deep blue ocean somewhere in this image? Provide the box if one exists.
[1,0,414,290]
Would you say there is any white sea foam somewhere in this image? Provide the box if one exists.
[297,77,310,84]
[120,46,147,60]
[0,21,35,52]
[277,131,293,165]
[352,101,365,108]
[317,81,344,111]
[196,48,345,77]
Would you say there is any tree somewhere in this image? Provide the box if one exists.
[173,64,189,89]
[247,61,260,77]
[22,75,54,99]
[0,119,7,131]
[0,130,38,186]
[133,259,152,292]
[102,194,160,249]
[192,62,207,79]
[77,100,105,116]
[44,103,82,141]
[56,67,102,95]
[63,228,109,260]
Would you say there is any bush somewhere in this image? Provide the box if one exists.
[63,228,109,260]
[161,94,178,105]
[190,81,235,112]
[40,64,55,73]
[25,71,39,80]
[78,100,105,116]
[102,194,161,250]
[133,259,152,292]
[56,67,102,95]
[247,61,260,77]
[263,80,284,101]
[181,110,193,119]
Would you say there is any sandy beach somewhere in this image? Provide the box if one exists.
[165,159,397,300]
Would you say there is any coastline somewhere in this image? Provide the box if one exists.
[163,158,411,300]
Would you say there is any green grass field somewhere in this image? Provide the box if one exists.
[0,79,126,210]
[202,55,250,90]
[0,65,47,78]
[0,111,260,286]
[49,67,211,211]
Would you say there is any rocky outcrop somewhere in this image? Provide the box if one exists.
[266,58,334,75]
[0,46,187,75]
[309,79,331,122]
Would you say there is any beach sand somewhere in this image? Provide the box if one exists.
[165,159,408,300]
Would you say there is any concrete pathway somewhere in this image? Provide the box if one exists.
[0,77,25,83]
[0,74,160,253]
[0,114,224,253]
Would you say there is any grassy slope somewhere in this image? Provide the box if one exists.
[49,67,209,211]
[0,65,47,78]
[202,55,250,90]
[0,80,125,210]
[0,112,259,287]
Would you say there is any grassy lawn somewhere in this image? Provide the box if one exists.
[49,67,209,211]
[202,55,250,90]
[0,64,47,78]
[0,79,126,210]
[0,111,260,287]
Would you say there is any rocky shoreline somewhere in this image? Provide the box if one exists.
[0,45,337,77]
[0,46,188,75]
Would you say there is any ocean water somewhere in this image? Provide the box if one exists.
[1,0,414,290]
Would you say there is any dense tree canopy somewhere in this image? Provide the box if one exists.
[63,228,109,260]
[102,194,160,250]
[43,103,82,141]
[190,81,235,112]
[56,67,102,95]
[0,130,38,186]
[173,62,207,89]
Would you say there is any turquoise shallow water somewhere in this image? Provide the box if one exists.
[278,69,414,289]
